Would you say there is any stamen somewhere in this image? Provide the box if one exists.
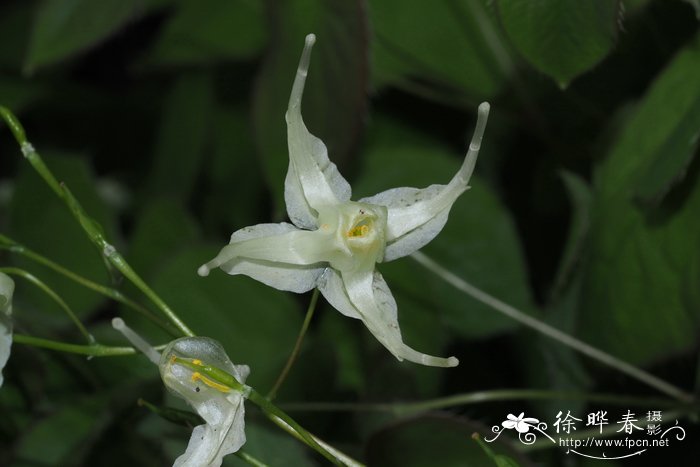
[112,318,161,365]
[191,371,231,393]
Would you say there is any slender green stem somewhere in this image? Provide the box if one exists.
[235,451,269,467]
[14,334,136,356]
[0,267,93,343]
[14,334,168,356]
[175,357,363,466]
[268,288,319,400]
[282,390,696,416]
[0,234,176,336]
[0,106,194,337]
[411,251,694,403]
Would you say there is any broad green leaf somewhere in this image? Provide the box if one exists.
[366,415,531,467]
[369,0,512,102]
[147,72,214,201]
[253,0,368,211]
[354,115,535,341]
[146,0,266,66]
[498,0,619,87]
[8,153,116,322]
[151,246,303,389]
[15,397,103,465]
[24,0,170,72]
[228,421,313,466]
[201,107,265,231]
[126,198,200,280]
[0,2,33,70]
[579,32,700,364]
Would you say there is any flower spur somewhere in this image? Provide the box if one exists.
[198,34,491,368]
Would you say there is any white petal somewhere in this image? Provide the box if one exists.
[0,272,15,387]
[317,268,361,320]
[361,186,450,261]
[362,103,490,250]
[340,269,458,368]
[198,223,326,293]
[285,34,351,229]
[174,395,246,467]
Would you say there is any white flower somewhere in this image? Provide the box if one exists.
[112,318,249,467]
[198,34,491,368]
[0,272,15,387]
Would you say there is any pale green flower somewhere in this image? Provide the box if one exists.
[199,34,490,368]
[112,318,249,467]
[0,272,14,387]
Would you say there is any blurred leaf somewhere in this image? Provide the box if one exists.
[498,0,619,87]
[146,0,266,66]
[202,107,265,231]
[369,0,511,102]
[9,153,116,321]
[683,0,700,19]
[147,71,214,201]
[15,396,104,465]
[127,197,200,280]
[0,1,33,70]
[354,115,535,341]
[24,0,170,73]
[151,246,303,389]
[366,415,531,467]
[579,32,700,364]
[253,0,368,212]
[227,421,313,467]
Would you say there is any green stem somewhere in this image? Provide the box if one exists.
[0,234,176,336]
[0,267,93,343]
[0,106,194,337]
[174,357,363,466]
[235,451,269,467]
[14,334,136,356]
[268,288,319,400]
[282,390,696,416]
[411,251,694,403]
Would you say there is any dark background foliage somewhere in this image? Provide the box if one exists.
[0,0,699,465]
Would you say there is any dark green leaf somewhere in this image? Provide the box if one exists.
[366,415,531,467]
[147,72,214,201]
[498,0,619,87]
[369,0,512,103]
[146,0,266,66]
[579,32,700,364]
[252,0,368,212]
[24,0,170,73]
[151,246,303,389]
[228,421,313,466]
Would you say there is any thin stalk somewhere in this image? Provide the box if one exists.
[235,451,269,467]
[282,390,696,417]
[175,357,363,466]
[1,267,93,343]
[0,234,176,335]
[0,106,194,337]
[268,288,319,400]
[14,334,136,356]
[411,251,693,403]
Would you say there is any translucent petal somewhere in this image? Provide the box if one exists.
[198,223,330,293]
[340,269,458,367]
[285,34,351,229]
[362,103,490,245]
[360,186,450,261]
[317,268,361,319]
[161,338,250,467]
[0,272,14,387]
